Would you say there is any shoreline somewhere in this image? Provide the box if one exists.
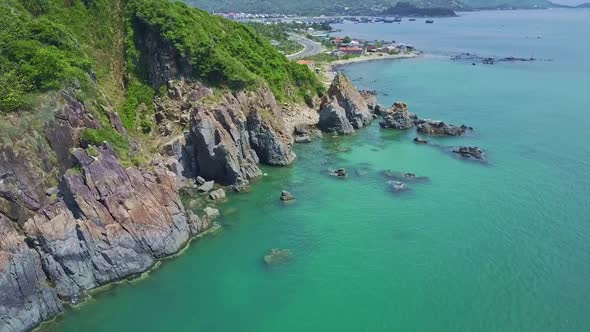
[321,52,420,85]
[32,222,222,332]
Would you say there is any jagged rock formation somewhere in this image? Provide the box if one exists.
[326,74,373,129]
[416,119,472,136]
[318,97,355,135]
[379,102,417,129]
[0,216,63,332]
[158,81,295,189]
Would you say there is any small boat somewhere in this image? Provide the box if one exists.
[425,20,434,24]
[383,19,394,23]
[393,17,402,22]
[409,18,416,21]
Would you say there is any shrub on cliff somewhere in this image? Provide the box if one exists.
[127,0,323,102]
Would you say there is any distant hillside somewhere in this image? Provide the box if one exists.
[576,3,590,7]
[184,0,556,14]
[382,2,458,16]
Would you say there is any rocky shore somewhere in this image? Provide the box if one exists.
[0,65,371,331]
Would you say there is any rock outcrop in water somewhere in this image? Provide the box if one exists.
[318,97,355,135]
[416,119,472,136]
[326,74,373,129]
[452,146,486,161]
[379,102,417,129]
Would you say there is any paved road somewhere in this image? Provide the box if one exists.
[287,35,323,60]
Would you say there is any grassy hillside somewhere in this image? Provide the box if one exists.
[184,0,556,14]
[0,0,322,115]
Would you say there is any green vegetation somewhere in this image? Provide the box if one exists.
[120,80,155,133]
[0,0,93,111]
[80,127,129,158]
[128,0,323,101]
[1,0,323,159]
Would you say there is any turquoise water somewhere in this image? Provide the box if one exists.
[46,10,590,332]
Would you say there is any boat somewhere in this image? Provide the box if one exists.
[393,17,402,22]
[409,18,416,21]
[383,19,394,23]
[425,19,434,24]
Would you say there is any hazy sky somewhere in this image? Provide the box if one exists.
[550,0,588,4]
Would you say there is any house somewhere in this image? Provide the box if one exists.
[338,47,364,55]
[366,45,378,52]
[296,60,316,71]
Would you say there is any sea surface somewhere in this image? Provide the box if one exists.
[44,9,590,332]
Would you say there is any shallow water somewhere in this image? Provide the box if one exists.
[45,9,590,332]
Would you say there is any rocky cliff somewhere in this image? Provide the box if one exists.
[319,73,374,134]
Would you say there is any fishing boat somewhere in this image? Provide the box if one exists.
[425,19,434,24]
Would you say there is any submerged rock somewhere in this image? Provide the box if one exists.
[280,190,295,201]
[452,146,486,161]
[379,102,416,130]
[384,170,429,182]
[388,181,409,192]
[416,120,471,136]
[263,248,292,266]
[413,137,429,144]
[330,168,347,177]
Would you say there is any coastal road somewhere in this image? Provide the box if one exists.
[287,35,323,60]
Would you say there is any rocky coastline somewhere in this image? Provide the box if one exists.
[0,61,373,332]
[1,50,481,332]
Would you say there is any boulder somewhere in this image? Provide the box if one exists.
[359,90,378,111]
[196,176,206,185]
[198,180,215,193]
[318,97,355,135]
[187,210,211,236]
[203,207,220,220]
[209,188,226,201]
[379,102,416,130]
[263,248,292,266]
[294,135,312,143]
[280,190,295,201]
[452,146,486,161]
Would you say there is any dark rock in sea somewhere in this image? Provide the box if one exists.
[263,248,292,266]
[294,124,323,138]
[330,168,347,177]
[280,190,295,201]
[388,181,409,192]
[187,211,212,236]
[318,97,355,135]
[452,146,486,161]
[384,170,429,182]
[294,135,312,143]
[209,188,226,201]
[416,120,471,136]
[413,137,429,144]
[379,102,416,130]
